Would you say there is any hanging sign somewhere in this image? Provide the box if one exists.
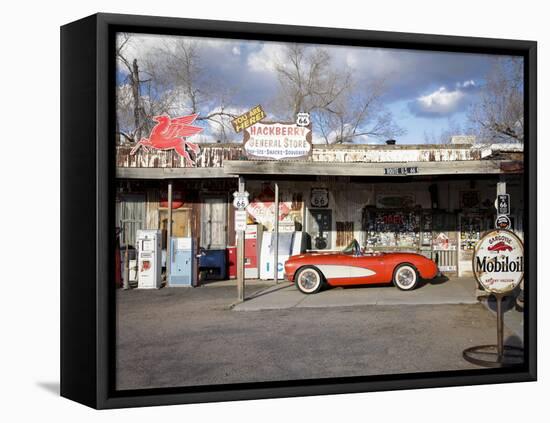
[495,215,512,230]
[495,194,510,215]
[473,229,524,294]
[231,105,266,133]
[243,122,312,160]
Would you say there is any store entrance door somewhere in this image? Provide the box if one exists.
[201,197,227,249]
[160,209,192,238]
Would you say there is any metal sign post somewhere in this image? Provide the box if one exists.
[462,293,524,367]
[274,183,279,284]
[463,229,524,368]
[235,177,246,302]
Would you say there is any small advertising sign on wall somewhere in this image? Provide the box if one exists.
[243,122,312,160]
[496,194,511,215]
[310,188,329,208]
[495,214,512,230]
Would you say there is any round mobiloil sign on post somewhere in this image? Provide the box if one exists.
[464,229,525,368]
[472,229,524,294]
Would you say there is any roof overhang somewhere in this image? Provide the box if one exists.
[116,160,523,179]
[222,160,523,177]
[116,167,235,179]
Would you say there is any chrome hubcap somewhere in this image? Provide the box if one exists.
[299,270,319,290]
[397,268,415,287]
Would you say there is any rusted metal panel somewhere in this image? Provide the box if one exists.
[500,161,524,173]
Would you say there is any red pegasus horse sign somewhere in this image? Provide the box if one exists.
[130,114,203,166]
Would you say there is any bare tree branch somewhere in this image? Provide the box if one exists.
[272,44,403,144]
[468,57,524,143]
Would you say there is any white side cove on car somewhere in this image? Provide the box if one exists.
[315,265,376,279]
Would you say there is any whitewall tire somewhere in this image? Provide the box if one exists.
[295,267,323,294]
[393,264,418,291]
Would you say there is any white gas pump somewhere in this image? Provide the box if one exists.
[136,229,162,289]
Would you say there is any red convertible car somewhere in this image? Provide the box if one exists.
[284,239,439,294]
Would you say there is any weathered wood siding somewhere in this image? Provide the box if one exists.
[116,145,243,168]
[116,143,523,169]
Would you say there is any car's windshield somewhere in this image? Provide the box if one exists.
[342,239,361,256]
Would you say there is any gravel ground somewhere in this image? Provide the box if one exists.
[116,285,522,390]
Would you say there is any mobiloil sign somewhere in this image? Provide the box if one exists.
[473,230,524,294]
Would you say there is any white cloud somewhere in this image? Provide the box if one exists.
[409,84,474,117]
[340,47,401,78]
[247,42,286,73]
[418,87,464,111]
[232,46,241,56]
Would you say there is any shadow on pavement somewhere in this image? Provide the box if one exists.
[246,282,292,300]
[424,275,450,286]
[316,274,451,292]
[485,289,520,312]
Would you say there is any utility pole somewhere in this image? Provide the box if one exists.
[274,182,279,284]
[167,181,173,285]
[237,176,246,302]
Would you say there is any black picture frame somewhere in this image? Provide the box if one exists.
[61,12,537,409]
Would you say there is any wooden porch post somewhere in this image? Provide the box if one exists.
[166,181,173,284]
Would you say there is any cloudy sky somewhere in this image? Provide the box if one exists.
[117,33,522,144]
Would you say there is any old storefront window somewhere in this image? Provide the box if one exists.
[116,193,145,247]
[201,197,227,249]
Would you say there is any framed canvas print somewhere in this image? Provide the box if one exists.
[60,13,537,409]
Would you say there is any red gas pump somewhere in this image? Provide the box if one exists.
[227,246,237,279]
[244,224,263,279]
[115,227,122,288]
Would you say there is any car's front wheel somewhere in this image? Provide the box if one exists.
[393,264,418,291]
[295,266,323,294]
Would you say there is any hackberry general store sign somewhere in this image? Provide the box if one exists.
[243,122,312,160]
[473,229,524,294]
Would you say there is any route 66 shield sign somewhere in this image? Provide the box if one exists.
[296,112,310,127]
[232,191,249,209]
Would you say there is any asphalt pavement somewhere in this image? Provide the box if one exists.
[234,276,477,311]
[116,280,523,391]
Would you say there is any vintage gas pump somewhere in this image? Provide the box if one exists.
[244,224,263,279]
[169,237,197,287]
[136,229,162,289]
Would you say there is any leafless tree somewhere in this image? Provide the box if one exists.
[161,38,239,141]
[116,33,151,144]
[469,57,524,143]
[116,34,239,144]
[272,44,403,143]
